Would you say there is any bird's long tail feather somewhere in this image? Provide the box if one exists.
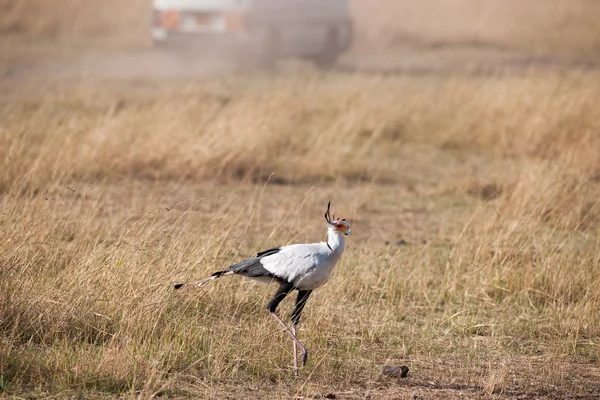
[173,271,233,290]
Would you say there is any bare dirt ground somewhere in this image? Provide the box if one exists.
[3,41,600,86]
[0,43,231,83]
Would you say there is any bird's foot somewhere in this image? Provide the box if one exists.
[302,350,308,366]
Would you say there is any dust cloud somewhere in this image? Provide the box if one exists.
[1,0,600,82]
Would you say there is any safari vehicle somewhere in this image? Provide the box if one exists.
[151,0,353,68]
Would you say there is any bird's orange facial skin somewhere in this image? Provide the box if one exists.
[334,221,348,233]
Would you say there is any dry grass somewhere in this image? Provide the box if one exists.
[1,68,600,398]
[2,71,600,189]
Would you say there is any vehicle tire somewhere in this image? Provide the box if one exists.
[313,27,340,70]
[340,20,353,53]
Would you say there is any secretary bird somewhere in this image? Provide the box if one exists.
[174,201,351,376]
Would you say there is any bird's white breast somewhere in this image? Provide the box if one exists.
[293,252,342,290]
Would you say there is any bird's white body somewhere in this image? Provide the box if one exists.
[261,227,346,290]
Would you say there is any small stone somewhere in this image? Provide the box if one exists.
[382,365,400,377]
[382,365,410,378]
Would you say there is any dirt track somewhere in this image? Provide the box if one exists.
[3,41,600,87]
[1,46,233,83]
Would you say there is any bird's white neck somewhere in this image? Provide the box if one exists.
[326,228,346,253]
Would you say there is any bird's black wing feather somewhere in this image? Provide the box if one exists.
[256,247,281,257]
[211,248,283,282]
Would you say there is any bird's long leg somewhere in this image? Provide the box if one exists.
[267,283,311,374]
[267,282,308,373]
[290,290,312,369]
[292,323,298,376]
[269,311,308,367]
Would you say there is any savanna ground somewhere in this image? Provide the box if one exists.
[2,1,600,399]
